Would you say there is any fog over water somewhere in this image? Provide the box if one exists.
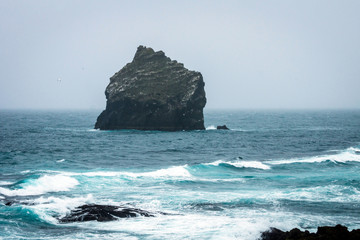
[1,0,359,110]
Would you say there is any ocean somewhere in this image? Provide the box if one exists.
[1,109,360,240]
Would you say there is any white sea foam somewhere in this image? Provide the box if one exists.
[141,165,192,178]
[271,185,360,203]
[348,147,360,152]
[268,147,360,165]
[33,194,93,214]
[0,181,14,186]
[78,208,302,240]
[206,160,271,170]
[229,161,271,170]
[25,194,94,224]
[57,159,65,163]
[205,160,225,166]
[206,125,216,130]
[88,129,99,132]
[79,165,193,179]
[0,175,79,196]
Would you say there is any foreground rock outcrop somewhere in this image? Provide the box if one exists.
[95,46,206,131]
[59,204,155,222]
[260,225,360,240]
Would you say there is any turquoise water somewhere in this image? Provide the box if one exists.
[1,110,360,239]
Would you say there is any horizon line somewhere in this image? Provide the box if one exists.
[1,107,359,111]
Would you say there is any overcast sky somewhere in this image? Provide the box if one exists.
[1,0,359,110]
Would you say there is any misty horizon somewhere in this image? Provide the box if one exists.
[1,1,359,110]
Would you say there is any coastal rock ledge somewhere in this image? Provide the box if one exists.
[95,46,206,131]
[260,225,360,240]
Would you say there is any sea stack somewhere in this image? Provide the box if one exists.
[95,46,206,131]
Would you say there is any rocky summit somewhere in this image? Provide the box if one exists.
[95,46,206,131]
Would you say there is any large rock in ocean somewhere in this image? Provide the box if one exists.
[95,46,206,131]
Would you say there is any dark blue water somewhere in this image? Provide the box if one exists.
[1,110,360,239]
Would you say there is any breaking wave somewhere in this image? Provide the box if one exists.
[78,165,193,179]
[0,175,79,197]
[206,125,216,130]
[268,147,360,165]
[205,160,271,170]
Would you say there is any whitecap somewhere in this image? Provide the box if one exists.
[22,194,94,224]
[80,165,193,179]
[0,175,79,196]
[348,146,360,153]
[57,159,65,163]
[141,165,192,178]
[228,161,271,170]
[205,160,271,170]
[32,194,94,213]
[88,129,99,132]
[268,147,360,165]
[0,181,14,186]
[206,125,216,130]
[204,160,225,166]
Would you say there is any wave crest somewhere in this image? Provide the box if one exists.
[80,165,193,179]
[268,147,360,165]
[206,160,271,170]
[0,175,79,196]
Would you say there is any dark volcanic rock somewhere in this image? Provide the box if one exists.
[260,225,360,240]
[95,46,206,131]
[59,204,155,223]
[217,125,229,130]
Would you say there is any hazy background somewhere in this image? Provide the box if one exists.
[1,0,359,110]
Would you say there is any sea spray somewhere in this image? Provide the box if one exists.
[0,175,79,196]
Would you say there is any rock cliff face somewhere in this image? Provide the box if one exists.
[95,46,206,131]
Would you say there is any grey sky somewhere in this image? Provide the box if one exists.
[1,0,359,109]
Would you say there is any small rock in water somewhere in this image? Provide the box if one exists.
[217,125,229,130]
[59,204,155,223]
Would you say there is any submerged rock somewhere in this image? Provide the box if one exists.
[59,204,155,222]
[216,125,229,130]
[260,224,360,240]
[95,46,206,131]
